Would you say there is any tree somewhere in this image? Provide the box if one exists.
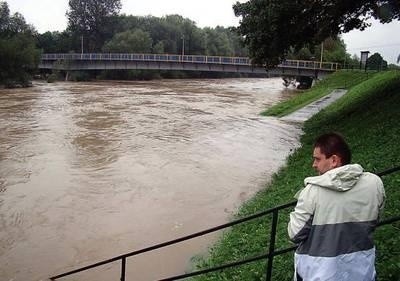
[36,31,75,53]
[152,41,165,53]
[1,2,35,37]
[102,29,153,53]
[316,37,352,64]
[388,63,400,69]
[233,0,400,66]
[66,0,122,51]
[0,1,39,87]
[203,27,233,56]
[285,37,352,66]
[367,52,388,70]
[286,46,314,61]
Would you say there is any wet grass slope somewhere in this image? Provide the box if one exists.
[263,70,375,117]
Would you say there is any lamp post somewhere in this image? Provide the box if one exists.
[81,35,84,55]
[320,42,324,69]
[181,34,185,57]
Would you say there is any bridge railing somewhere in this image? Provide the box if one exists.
[40,53,339,71]
[41,53,251,65]
[279,59,339,71]
[49,166,400,281]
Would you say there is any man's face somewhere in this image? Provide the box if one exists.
[312,147,338,175]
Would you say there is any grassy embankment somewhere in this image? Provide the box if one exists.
[193,70,400,281]
[262,70,375,117]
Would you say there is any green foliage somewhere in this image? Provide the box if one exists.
[367,52,388,70]
[287,46,314,61]
[233,0,400,66]
[192,70,400,281]
[203,27,236,56]
[36,31,75,53]
[311,71,400,125]
[263,71,373,117]
[1,2,35,36]
[66,0,122,51]
[286,37,352,66]
[102,29,153,53]
[0,1,40,87]
[46,73,59,83]
[153,41,165,53]
[320,37,350,63]
[114,14,246,57]
[388,63,400,70]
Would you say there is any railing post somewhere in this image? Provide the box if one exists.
[266,209,279,281]
[121,257,126,281]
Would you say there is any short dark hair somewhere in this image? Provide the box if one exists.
[314,132,351,165]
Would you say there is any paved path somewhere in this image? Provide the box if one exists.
[280,89,348,123]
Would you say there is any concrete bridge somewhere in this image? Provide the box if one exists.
[39,53,339,77]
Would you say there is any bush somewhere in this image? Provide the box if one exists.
[47,73,58,83]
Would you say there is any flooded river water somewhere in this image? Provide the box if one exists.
[0,78,301,281]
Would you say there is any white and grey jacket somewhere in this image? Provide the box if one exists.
[288,164,385,281]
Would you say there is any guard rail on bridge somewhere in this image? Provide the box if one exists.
[39,53,339,76]
[49,166,400,281]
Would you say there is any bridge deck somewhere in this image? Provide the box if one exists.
[39,53,339,76]
[41,53,339,71]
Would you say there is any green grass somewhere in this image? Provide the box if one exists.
[192,70,400,281]
[263,70,375,117]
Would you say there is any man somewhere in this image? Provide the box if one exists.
[288,132,385,281]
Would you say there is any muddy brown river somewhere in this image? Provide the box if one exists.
[0,78,301,281]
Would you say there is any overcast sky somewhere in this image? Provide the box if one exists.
[5,0,400,64]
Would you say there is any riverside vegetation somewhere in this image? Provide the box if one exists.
[192,70,400,281]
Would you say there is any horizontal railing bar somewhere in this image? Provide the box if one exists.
[377,166,400,177]
[50,256,122,280]
[377,216,400,227]
[40,53,250,64]
[159,253,269,281]
[159,245,299,281]
[50,165,399,280]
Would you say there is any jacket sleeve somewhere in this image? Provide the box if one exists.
[288,185,316,243]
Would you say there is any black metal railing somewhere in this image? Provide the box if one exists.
[50,166,400,281]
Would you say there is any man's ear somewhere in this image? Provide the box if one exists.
[331,154,342,168]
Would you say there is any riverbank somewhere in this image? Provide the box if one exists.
[262,70,375,117]
[193,70,400,280]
